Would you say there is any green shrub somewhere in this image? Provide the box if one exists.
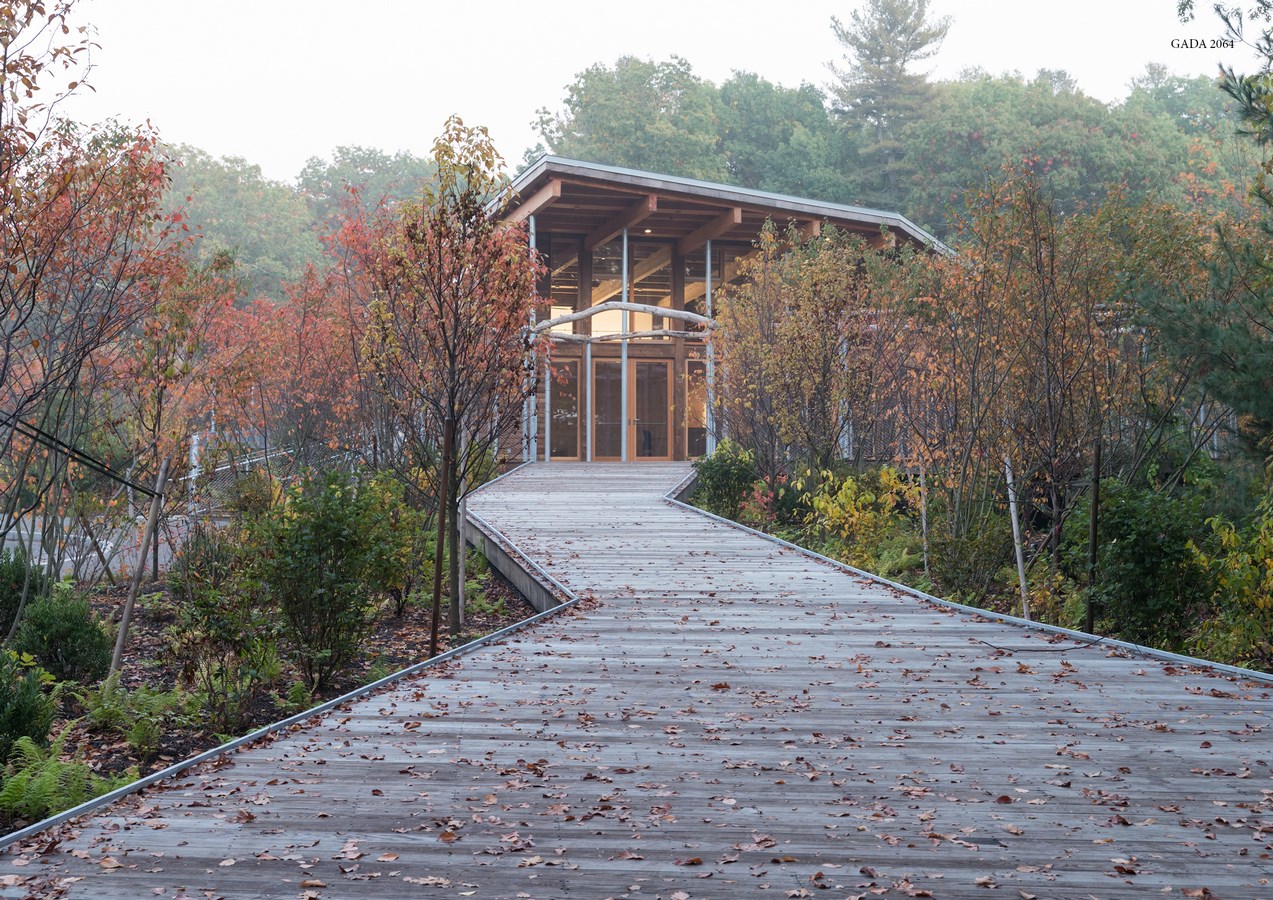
[12,584,112,684]
[0,652,55,763]
[928,512,1014,601]
[692,440,757,521]
[0,728,134,823]
[361,473,425,617]
[256,470,380,692]
[798,466,920,570]
[0,548,48,638]
[228,469,278,519]
[1065,481,1210,650]
[1190,508,1273,670]
[169,522,279,733]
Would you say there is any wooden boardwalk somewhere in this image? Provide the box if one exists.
[4,462,1272,898]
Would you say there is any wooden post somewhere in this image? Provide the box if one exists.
[1004,455,1031,621]
[110,458,170,676]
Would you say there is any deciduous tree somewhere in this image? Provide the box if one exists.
[363,117,541,655]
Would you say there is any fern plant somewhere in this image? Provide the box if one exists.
[76,673,192,760]
[0,727,135,823]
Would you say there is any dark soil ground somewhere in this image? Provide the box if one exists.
[55,573,536,789]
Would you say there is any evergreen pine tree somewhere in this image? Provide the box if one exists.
[829,0,950,210]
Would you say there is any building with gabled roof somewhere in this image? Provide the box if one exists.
[502,156,942,462]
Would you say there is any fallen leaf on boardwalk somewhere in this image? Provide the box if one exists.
[377,853,398,862]
[1018,892,1037,900]
[786,890,812,898]
[1002,824,1024,835]
[99,858,123,870]
[218,858,235,867]
[975,875,996,887]
[614,850,644,860]
[676,857,704,866]
[712,682,730,690]
[300,879,327,888]
[404,876,451,886]
[671,893,690,900]
[518,855,544,867]
[438,830,458,843]
[1181,890,1212,898]
[232,809,255,823]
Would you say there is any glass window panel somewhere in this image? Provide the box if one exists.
[591,307,622,337]
[634,361,669,459]
[590,241,624,308]
[550,361,579,459]
[594,360,623,459]
[686,360,707,458]
[548,304,574,335]
[548,240,580,335]
[683,247,724,330]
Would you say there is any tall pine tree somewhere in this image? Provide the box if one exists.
[829,0,949,211]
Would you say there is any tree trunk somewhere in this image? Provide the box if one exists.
[448,467,461,631]
[428,417,454,658]
[110,458,171,676]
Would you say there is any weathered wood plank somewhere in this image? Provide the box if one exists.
[2,463,1270,898]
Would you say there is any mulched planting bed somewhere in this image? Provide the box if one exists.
[1,572,537,836]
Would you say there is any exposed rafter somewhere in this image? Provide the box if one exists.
[504,178,562,225]
[584,194,658,251]
[869,230,897,251]
[677,207,742,256]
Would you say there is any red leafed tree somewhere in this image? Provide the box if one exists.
[2,2,189,555]
[362,117,541,656]
[198,263,363,476]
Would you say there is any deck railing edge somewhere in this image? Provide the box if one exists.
[663,482,1273,687]
[0,464,578,853]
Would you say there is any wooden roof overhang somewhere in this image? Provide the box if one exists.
[497,156,950,255]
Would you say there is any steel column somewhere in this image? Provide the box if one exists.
[705,239,717,454]
[585,342,593,462]
[543,361,551,463]
[620,227,629,462]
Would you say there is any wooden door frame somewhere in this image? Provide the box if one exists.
[548,359,582,461]
[589,357,674,462]
[630,359,673,461]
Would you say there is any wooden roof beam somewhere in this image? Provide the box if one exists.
[504,178,562,225]
[584,194,658,251]
[678,207,743,256]
[869,230,897,251]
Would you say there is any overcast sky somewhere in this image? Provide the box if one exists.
[64,0,1248,183]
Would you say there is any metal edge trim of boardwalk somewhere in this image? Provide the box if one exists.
[665,470,1273,687]
[0,463,577,852]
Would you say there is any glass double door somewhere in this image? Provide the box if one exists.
[593,359,671,461]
